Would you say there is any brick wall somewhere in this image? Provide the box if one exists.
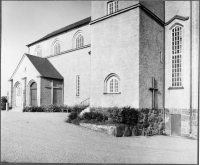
[53,79,63,106]
[41,78,51,106]
[139,9,164,109]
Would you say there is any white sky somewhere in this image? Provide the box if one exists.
[1,1,91,96]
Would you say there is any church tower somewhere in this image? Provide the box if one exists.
[90,1,165,109]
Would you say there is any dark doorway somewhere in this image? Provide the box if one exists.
[30,82,37,106]
[53,88,62,105]
[171,114,181,136]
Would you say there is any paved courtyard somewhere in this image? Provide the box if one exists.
[1,110,198,163]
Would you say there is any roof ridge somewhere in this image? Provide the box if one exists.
[27,16,91,47]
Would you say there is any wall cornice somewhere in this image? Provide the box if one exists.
[45,44,91,59]
[90,3,165,26]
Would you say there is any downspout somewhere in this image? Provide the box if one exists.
[163,2,166,131]
[189,1,192,136]
[198,2,200,142]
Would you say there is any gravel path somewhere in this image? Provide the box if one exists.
[1,111,197,163]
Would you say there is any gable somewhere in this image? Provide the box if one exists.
[26,54,63,79]
[9,54,41,81]
[10,54,63,81]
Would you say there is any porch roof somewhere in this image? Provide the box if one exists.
[26,54,63,80]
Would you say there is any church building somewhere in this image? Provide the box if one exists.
[8,1,199,137]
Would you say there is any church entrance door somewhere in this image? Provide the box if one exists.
[171,114,181,136]
[30,82,37,106]
[16,83,22,107]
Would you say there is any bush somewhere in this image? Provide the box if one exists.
[23,106,45,112]
[82,111,104,122]
[121,107,139,126]
[66,111,78,123]
[1,96,8,110]
[107,107,123,123]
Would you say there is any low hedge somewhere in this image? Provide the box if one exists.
[66,106,164,136]
[23,104,88,113]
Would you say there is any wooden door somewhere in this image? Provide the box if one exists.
[171,114,181,136]
[30,82,37,106]
[53,88,62,105]
[16,84,22,107]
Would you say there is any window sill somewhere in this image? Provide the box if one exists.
[103,92,121,94]
[168,87,184,90]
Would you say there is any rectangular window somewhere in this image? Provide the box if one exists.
[172,26,182,87]
[76,75,80,96]
[160,52,163,63]
[108,1,118,15]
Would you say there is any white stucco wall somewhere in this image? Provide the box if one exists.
[91,1,139,21]
[10,55,42,107]
[29,24,90,58]
[165,1,191,109]
[191,1,199,109]
[47,47,91,106]
[90,8,140,108]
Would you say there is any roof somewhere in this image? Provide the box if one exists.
[26,54,63,80]
[27,17,91,47]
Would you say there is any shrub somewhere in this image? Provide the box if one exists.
[107,107,123,123]
[45,105,63,112]
[82,111,104,122]
[1,96,7,110]
[23,106,45,112]
[121,107,139,126]
[66,111,78,123]
[71,116,81,125]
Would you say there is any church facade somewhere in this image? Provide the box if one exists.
[8,1,199,137]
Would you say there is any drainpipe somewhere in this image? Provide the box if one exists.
[163,2,166,132]
[198,2,200,142]
[189,1,192,136]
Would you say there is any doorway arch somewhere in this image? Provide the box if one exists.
[30,82,37,106]
[14,82,22,107]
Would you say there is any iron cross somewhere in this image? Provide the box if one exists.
[149,77,158,109]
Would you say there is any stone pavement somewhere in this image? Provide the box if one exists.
[1,111,198,163]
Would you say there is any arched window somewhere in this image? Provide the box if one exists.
[35,46,42,57]
[53,42,61,55]
[171,24,183,87]
[17,84,22,96]
[76,34,84,48]
[104,73,120,93]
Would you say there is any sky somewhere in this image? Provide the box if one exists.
[1,1,91,96]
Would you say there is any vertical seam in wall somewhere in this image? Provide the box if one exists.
[62,80,64,105]
[51,80,53,104]
[163,1,166,131]
[190,1,192,134]
[139,8,141,108]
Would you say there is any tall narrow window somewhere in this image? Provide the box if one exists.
[171,25,182,87]
[17,84,22,96]
[76,34,84,48]
[76,75,80,96]
[108,1,118,15]
[54,42,60,55]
